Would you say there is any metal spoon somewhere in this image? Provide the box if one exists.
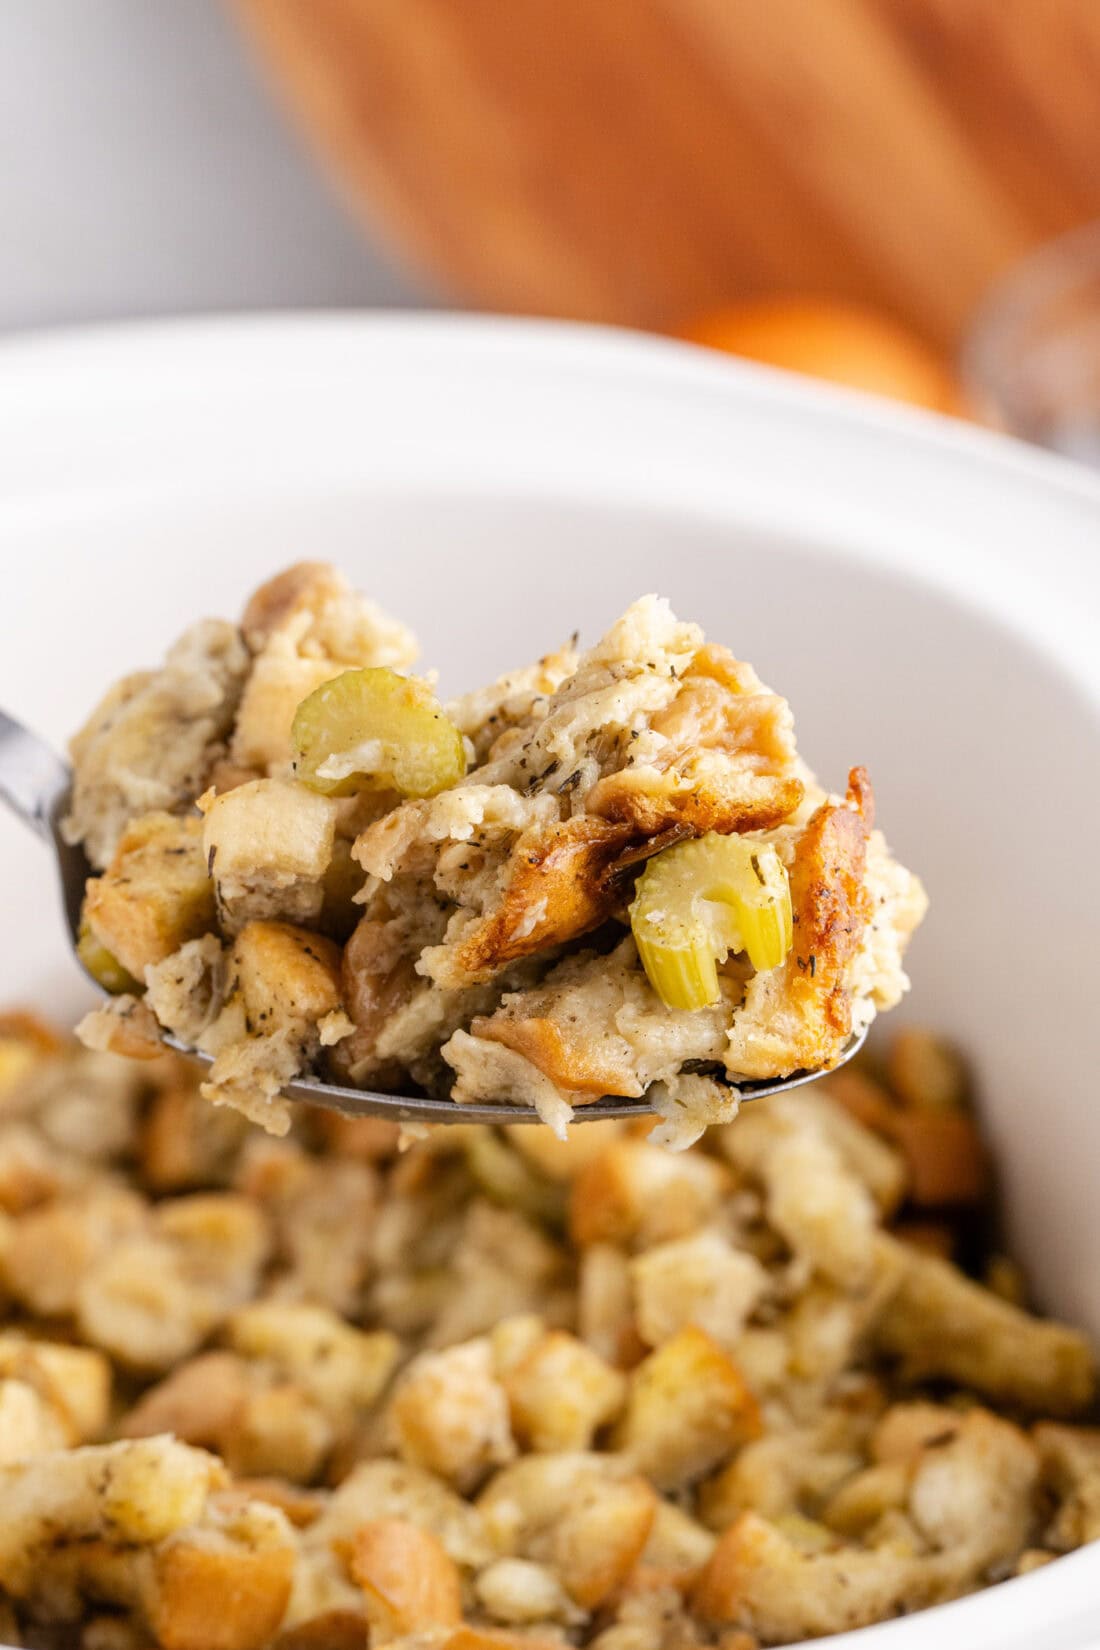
[0,708,865,1124]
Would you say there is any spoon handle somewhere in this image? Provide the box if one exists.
[0,710,71,844]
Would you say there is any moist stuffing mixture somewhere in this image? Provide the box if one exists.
[0,1014,1095,1650]
[66,564,926,1143]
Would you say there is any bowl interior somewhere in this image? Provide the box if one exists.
[3,478,1098,1340]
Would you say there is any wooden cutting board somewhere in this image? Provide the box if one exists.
[231,0,1100,346]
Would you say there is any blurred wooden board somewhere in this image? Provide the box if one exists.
[232,0,1100,344]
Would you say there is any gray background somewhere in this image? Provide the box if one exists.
[0,0,431,332]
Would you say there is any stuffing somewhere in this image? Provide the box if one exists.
[1,1017,1095,1650]
[692,1511,940,1642]
[203,780,339,932]
[629,1232,768,1350]
[0,1435,226,1600]
[476,1454,658,1607]
[161,921,351,1137]
[81,812,216,982]
[874,1239,1096,1414]
[68,566,923,1137]
[65,620,251,870]
[348,1517,463,1638]
[0,1335,112,1441]
[501,1328,627,1452]
[615,1327,762,1490]
[390,1337,517,1490]
[1034,1423,1100,1548]
[569,1139,730,1249]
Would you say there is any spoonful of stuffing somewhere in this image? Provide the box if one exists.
[0,563,925,1145]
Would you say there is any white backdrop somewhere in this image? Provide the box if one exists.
[0,0,430,330]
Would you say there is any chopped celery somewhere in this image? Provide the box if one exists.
[77,924,142,996]
[630,834,793,1010]
[292,667,466,798]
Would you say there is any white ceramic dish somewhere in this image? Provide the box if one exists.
[1,315,1098,1649]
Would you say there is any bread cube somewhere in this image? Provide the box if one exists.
[692,1511,934,1639]
[143,1496,296,1650]
[227,1301,399,1421]
[503,1330,626,1451]
[551,1473,656,1607]
[231,647,345,773]
[349,1518,462,1638]
[83,813,215,981]
[203,779,337,931]
[391,1338,515,1491]
[616,1327,761,1490]
[570,1142,729,1249]
[230,922,343,1030]
[0,1378,68,1461]
[0,1335,112,1441]
[630,1232,767,1350]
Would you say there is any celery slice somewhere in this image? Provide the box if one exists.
[292,667,466,798]
[630,834,793,1010]
[77,924,142,996]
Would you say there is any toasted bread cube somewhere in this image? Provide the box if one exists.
[156,1193,270,1305]
[570,1142,729,1249]
[474,1557,581,1626]
[311,1459,494,1570]
[83,813,215,981]
[349,1518,462,1638]
[76,1240,222,1373]
[231,921,344,1029]
[510,1121,626,1182]
[203,779,338,931]
[477,1454,656,1609]
[2,1189,146,1317]
[120,1352,251,1451]
[578,1243,635,1367]
[0,1377,68,1461]
[391,1338,515,1491]
[503,1330,626,1451]
[0,1336,112,1441]
[692,1512,935,1639]
[617,1327,761,1491]
[227,1385,332,1484]
[0,1438,224,1597]
[239,562,416,669]
[144,1497,296,1650]
[640,1499,717,1574]
[630,1232,768,1351]
[792,1090,908,1216]
[871,1402,962,1464]
[232,648,346,773]
[552,1474,657,1608]
[821,1461,911,1537]
[698,1425,861,1530]
[443,1630,564,1650]
[907,1410,1037,1571]
[139,1081,248,1192]
[228,1302,400,1421]
[764,1128,877,1291]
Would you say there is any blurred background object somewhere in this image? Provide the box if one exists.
[0,0,429,332]
[6,1,1100,436]
[676,300,967,414]
[231,0,1100,354]
[963,223,1100,459]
